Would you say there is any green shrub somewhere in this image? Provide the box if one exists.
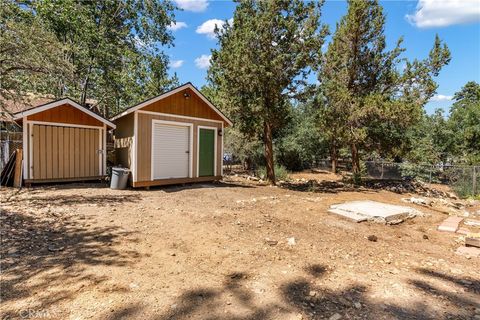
[444,166,479,198]
[276,148,304,171]
[257,164,289,181]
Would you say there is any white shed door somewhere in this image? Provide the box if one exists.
[152,123,190,179]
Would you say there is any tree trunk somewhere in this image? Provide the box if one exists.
[351,143,360,175]
[243,157,251,171]
[331,143,338,173]
[80,65,92,107]
[58,79,64,97]
[80,75,89,106]
[263,121,276,185]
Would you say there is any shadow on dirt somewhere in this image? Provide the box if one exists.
[0,209,140,319]
[409,267,480,309]
[279,180,364,194]
[157,181,255,193]
[279,178,451,199]
[415,268,480,292]
[4,192,141,207]
[100,264,476,320]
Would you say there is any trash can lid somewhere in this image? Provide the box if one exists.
[112,167,130,172]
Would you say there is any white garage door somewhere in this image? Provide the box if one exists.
[152,123,190,179]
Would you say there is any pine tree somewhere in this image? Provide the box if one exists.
[448,81,480,164]
[319,0,450,178]
[208,0,328,184]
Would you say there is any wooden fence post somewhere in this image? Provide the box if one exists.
[13,148,23,188]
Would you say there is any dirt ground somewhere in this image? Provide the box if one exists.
[1,172,479,320]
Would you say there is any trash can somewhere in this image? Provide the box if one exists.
[110,167,130,190]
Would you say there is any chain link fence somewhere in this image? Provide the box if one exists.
[0,130,22,172]
[316,160,479,197]
[316,159,480,197]
[364,161,479,196]
[221,154,479,197]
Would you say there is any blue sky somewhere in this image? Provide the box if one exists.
[165,0,480,114]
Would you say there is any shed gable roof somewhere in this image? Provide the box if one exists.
[13,98,116,129]
[110,83,232,126]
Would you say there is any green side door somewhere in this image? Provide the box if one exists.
[199,128,215,176]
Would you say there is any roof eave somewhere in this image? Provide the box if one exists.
[13,98,116,129]
[110,83,233,127]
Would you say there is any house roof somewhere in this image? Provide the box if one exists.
[13,98,116,129]
[110,82,233,126]
[0,95,54,122]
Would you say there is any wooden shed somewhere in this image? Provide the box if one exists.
[13,98,116,184]
[111,83,232,188]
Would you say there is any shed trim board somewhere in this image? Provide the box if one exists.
[133,111,138,182]
[137,110,225,124]
[27,120,105,129]
[22,117,27,179]
[150,119,193,181]
[13,98,116,129]
[196,125,217,178]
[221,122,224,176]
[24,176,105,184]
[99,126,104,175]
[29,122,33,179]
[102,124,107,175]
[110,83,233,126]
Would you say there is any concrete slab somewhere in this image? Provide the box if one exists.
[328,200,420,224]
[327,208,368,223]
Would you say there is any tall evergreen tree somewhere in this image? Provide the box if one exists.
[208,0,328,184]
[403,109,452,165]
[319,0,450,177]
[448,81,480,164]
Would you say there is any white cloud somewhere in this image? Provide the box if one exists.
[406,0,480,28]
[196,18,232,39]
[174,0,208,12]
[194,54,211,69]
[430,94,453,102]
[170,60,184,68]
[168,21,187,31]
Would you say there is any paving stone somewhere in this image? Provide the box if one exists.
[438,216,463,233]
[465,219,480,227]
[466,233,480,248]
[455,246,480,258]
[457,228,471,235]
